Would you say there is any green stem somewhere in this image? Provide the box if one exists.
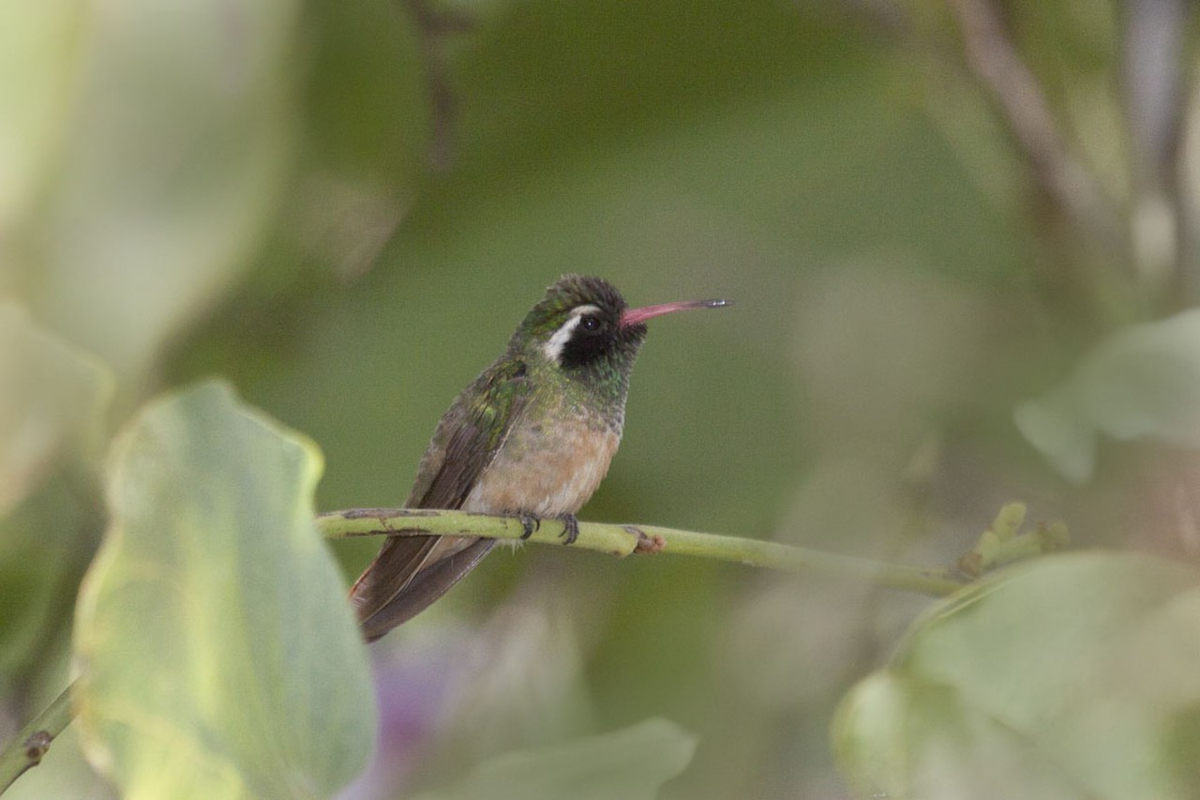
[0,679,76,794]
[1,510,964,795]
[317,508,965,597]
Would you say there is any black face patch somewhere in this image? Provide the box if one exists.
[560,311,615,369]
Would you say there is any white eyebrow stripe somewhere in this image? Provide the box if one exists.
[542,305,603,364]
[543,315,583,364]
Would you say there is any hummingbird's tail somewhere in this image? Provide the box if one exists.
[350,535,496,642]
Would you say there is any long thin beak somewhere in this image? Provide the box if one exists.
[620,298,730,327]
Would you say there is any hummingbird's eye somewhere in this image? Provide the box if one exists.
[579,315,601,333]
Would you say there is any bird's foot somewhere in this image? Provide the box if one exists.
[514,512,540,540]
[557,514,580,545]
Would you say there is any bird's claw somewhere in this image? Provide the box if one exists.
[516,513,540,540]
[557,514,580,545]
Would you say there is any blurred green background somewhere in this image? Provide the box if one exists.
[5,0,1199,797]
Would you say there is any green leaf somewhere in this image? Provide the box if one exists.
[0,476,88,682]
[74,381,376,799]
[0,301,112,516]
[19,0,302,386]
[834,552,1200,800]
[0,0,84,235]
[416,718,697,800]
[0,301,112,682]
[1015,309,1200,483]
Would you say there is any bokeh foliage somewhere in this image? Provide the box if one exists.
[3,0,1200,797]
[836,553,1200,799]
[74,382,376,799]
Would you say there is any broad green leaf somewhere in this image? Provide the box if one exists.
[1015,309,1200,483]
[0,301,112,682]
[74,381,376,799]
[834,553,1200,800]
[21,0,301,387]
[416,718,696,800]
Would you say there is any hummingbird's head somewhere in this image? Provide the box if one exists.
[515,275,728,390]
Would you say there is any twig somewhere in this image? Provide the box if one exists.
[0,509,978,793]
[0,514,968,791]
[0,679,76,794]
[400,0,474,172]
[1122,0,1186,203]
[318,509,966,597]
[1124,0,1198,309]
[947,0,1129,262]
[955,502,1069,578]
[1122,0,1189,302]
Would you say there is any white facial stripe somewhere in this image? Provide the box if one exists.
[543,315,582,363]
[542,305,603,364]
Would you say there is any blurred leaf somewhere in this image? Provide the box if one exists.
[834,553,1200,800]
[20,0,302,387]
[416,718,696,800]
[0,301,111,683]
[0,0,84,243]
[1015,309,1200,483]
[74,381,376,799]
[0,301,111,515]
[0,476,88,685]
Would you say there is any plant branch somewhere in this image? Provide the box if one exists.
[1122,0,1189,303]
[947,0,1129,262]
[0,679,76,794]
[2,506,1013,793]
[318,508,967,597]
[400,0,474,172]
[955,502,1069,578]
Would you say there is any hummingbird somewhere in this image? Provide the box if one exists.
[349,274,727,642]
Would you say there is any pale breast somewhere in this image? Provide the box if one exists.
[462,415,621,517]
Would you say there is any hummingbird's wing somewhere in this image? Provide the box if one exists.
[350,360,531,641]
